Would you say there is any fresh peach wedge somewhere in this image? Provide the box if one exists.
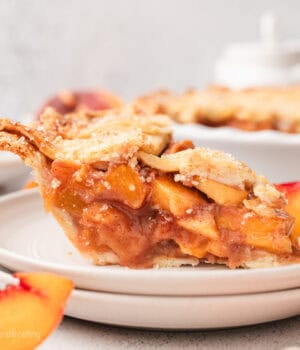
[0,272,73,350]
[276,182,300,248]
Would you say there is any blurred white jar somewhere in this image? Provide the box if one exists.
[214,13,300,88]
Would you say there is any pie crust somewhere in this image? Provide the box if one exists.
[136,86,300,133]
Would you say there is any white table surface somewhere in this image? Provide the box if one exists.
[39,315,300,350]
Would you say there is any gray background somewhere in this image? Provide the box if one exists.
[1,3,300,348]
[1,0,300,118]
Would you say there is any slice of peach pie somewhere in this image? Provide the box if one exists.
[0,106,298,268]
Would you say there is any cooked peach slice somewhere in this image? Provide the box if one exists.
[216,206,245,232]
[208,240,228,258]
[216,206,292,254]
[151,176,206,216]
[177,215,219,240]
[178,239,208,258]
[98,165,147,209]
[195,178,248,205]
[242,215,292,254]
[0,272,73,350]
[276,182,300,248]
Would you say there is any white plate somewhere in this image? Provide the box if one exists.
[0,190,300,296]
[0,151,29,187]
[65,287,300,329]
[173,123,300,183]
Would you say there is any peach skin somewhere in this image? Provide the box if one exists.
[0,272,73,350]
[276,182,300,249]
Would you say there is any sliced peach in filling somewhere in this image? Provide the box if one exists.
[168,228,210,259]
[216,206,292,255]
[178,239,208,258]
[177,213,219,240]
[49,162,294,267]
[55,189,86,216]
[208,240,229,258]
[51,160,80,184]
[98,165,147,209]
[151,176,206,216]
[242,215,292,254]
[194,178,248,205]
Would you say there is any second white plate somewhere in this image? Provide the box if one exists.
[0,190,300,296]
[66,287,300,329]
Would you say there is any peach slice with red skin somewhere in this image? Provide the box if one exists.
[276,181,300,248]
[0,272,73,350]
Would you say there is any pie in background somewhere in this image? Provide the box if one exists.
[0,106,298,268]
[136,85,300,133]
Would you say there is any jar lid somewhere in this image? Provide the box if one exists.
[219,12,300,67]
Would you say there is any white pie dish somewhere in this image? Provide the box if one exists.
[0,189,300,296]
[173,123,300,183]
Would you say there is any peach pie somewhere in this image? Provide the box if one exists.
[0,106,298,268]
[136,85,300,133]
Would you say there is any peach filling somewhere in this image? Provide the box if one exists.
[47,162,295,268]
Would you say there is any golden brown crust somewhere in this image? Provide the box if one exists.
[0,128,43,169]
[0,106,172,165]
[0,106,285,209]
[136,86,300,133]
